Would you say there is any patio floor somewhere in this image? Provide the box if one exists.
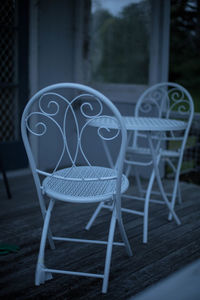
[0,173,200,299]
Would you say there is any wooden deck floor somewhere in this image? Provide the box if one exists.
[0,174,200,299]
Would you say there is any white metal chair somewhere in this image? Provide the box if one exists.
[124,82,194,242]
[21,82,132,293]
[85,82,194,243]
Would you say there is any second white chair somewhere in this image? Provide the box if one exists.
[86,82,194,243]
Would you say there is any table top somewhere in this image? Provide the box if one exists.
[89,116,187,132]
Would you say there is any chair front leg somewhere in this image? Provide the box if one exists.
[115,192,132,256]
[102,207,117,293]
[177,182,182,204]
[134,166,144,197]
[143,167,156,243]
[47,228,56,250]
[168,172,181,221]
[116,204,133,257]
[35,199,55,285]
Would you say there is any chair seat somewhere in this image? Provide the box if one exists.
[43,166,129,203]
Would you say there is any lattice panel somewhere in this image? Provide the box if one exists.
[0,88,16,142]
[0,0,17,142]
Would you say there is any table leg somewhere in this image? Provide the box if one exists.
[146,132,181,225]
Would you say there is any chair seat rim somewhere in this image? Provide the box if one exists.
[42,166,129,203]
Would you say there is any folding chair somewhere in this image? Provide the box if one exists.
[21,82,132,293]
[86,82,194,243]
[124,82,194,242]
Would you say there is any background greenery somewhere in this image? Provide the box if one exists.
[90,0,199,112]
[90,1,151,84]
[169,0,200,112]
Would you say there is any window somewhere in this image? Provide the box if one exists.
[89,0,151,85]
[169,0,200,112]
[75,0,170,103]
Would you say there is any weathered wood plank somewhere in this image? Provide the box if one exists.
[0,175,200,299]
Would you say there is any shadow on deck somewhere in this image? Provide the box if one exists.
[0,174,200,299]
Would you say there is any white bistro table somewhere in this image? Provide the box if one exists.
[87,116,187,239]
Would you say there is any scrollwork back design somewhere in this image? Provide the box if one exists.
[139,89,167,117]
[25,92,121,172]
[139,86,190,118]
[168,87,190,115]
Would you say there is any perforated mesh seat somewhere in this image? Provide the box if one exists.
[43,166,129,203]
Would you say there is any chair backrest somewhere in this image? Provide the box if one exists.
[133,82,194,153]
[21,83,127,212]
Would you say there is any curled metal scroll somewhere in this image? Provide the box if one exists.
[169,88,190,114]
[139,88,168,116]
[78,116,120,166]
[25,92,121,172]
[139,86,190,117]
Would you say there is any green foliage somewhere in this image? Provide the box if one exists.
[90,2,150,84]
[169,0,200,111]
[166,135,197,175]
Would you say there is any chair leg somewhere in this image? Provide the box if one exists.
[38,195,55,250]
[177,182,182,204]
[143,168,156,243]
[168,173,180,221]
[85,202,104,230]
[114,194,132,257]
[134,170,144,197]
[35,199,55,285]
[117,216,133,257]
[47,228,56,250]
[102,209,117,293]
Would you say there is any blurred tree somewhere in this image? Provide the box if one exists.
[90,2,151,84]
[169,0,200,110]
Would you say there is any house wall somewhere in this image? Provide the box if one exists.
[37,0,76,88]
[28,0,169,177]
[29,0,77,170]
